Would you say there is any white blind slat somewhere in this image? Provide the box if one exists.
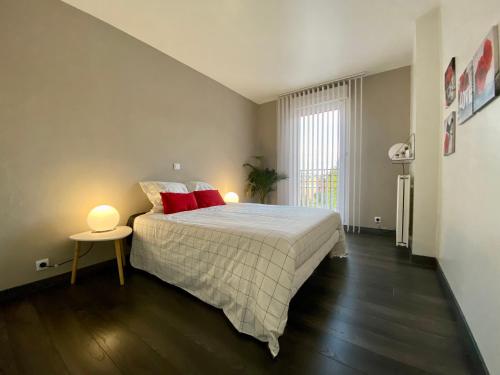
[277,76,363,232]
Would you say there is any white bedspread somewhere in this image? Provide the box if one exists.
[130,203,346,356]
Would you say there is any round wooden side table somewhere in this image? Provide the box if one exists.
[69,226,132,286]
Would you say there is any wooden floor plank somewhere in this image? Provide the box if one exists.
[0,308,20,375]
[31,292,122,375]
[291,292,464,355]
[319,269,449,306]
[130,274,349,374]
[297,284,461,339]
[293,309,470,375]
[62,286,180,375]
[318,259,447,298]
[71,277,254,375]
[306,274,456,321]
[283,316,429,375]
[3,300,69,374]
[0,233,476,375]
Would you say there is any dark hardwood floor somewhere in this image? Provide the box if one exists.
[0,233,479,374]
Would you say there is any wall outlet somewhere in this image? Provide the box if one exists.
[35,258,49,271]
[173,162,181,170]
[374,216,382,223]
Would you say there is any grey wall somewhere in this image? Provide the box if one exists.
[255,101,278,203]
[360,67,412,229]
[256,101,278,170]
[255,67,412,229]
[0,0,257,290]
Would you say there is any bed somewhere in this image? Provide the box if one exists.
[130,202,346,356]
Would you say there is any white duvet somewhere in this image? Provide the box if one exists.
[130,203,346,356]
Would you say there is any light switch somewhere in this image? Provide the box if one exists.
[173,162,181,170]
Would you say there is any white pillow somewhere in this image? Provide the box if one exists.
[184,181,215,192]
[140,181,188,213]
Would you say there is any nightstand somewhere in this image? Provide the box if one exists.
[69,226,132,286]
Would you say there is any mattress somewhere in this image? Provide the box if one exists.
[130,203,346,356]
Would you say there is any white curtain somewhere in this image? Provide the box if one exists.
[277,77,363,232]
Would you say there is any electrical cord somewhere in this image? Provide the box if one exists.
[46,243,95,268]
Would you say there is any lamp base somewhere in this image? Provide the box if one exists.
[90,227,117,233]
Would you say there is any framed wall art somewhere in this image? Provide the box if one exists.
[445,57,456,107]
[473,26,499,112]
[444,111,456,156]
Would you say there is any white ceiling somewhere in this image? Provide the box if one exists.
[61,0,439,104]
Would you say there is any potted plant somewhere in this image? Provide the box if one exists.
[243,157,287,204]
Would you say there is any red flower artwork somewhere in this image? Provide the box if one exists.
[459,69,469,93]
[444,57,456,106]
[475,39,493,94]
[444,133,450,152]
[445,65,454,84]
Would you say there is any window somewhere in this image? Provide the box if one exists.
[277,77,363,230]
[299,104,344,210]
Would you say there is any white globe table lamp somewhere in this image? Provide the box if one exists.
[87,205,120,232]
[224,192,239,203]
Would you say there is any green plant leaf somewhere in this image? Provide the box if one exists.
[243,157,287,203]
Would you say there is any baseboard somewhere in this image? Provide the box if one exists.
[346,226,396,237]
[410,254,437,269]
[0,259,116,304]
[436,263,490,375]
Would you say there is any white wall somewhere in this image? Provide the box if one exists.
[413,2,500,373]
[438,0,500,372]
[410,8,441,257]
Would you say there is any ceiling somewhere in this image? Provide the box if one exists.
[61,0,439,104]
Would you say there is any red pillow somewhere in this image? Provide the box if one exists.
[193,190,226,208]
[160,192,198,214]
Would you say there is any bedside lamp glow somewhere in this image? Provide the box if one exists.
[87,205,120,232]
[224,192,239,203]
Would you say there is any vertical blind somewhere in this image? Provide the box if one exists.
[277,76,364,232]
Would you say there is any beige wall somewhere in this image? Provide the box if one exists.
[410,8,442,257]
[436,1,500,372]
[412,2,500,372]
[0,0,257,290]
[255,68,412,229]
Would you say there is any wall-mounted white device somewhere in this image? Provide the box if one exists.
[388,133,415,164]
[173,163,181,170]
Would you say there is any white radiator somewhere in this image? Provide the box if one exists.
[396,175,411,247]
